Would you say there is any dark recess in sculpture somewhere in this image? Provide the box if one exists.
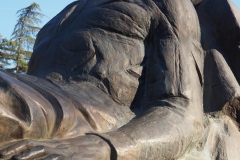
[0,0,239,159]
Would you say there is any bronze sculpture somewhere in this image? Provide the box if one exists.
[0,0,239,159]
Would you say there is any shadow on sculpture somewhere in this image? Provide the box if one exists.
[0,0,239,159]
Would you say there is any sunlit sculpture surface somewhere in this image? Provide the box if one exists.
[0,0,240,159]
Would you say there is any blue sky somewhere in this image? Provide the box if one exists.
[231,0,240,9]
[0,0,240,39]
[0,0,74,39]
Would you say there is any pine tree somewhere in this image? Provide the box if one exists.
[11,2,44,72]
[0,35,17,68]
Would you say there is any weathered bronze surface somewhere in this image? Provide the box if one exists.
[0,0,240,159]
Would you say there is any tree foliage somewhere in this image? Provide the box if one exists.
[0,3,44,73]
[0,38,17,67]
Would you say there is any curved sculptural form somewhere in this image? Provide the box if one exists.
[0,0,240,159]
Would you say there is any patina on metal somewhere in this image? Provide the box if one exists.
[0,0,240,159]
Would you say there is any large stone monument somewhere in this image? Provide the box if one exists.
[0,0,239,159]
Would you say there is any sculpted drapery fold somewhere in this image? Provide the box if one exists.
[0,0,240,159]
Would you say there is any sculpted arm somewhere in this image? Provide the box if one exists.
[0,0,204,159]
[100,0,204,159]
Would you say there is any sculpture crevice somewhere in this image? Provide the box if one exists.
[0,0,240,159]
